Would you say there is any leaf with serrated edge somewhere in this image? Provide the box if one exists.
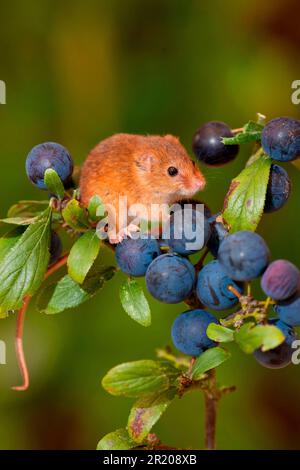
[207,323,234,343]
[128,388,176,443]
[235,322,285,354]
[102,360,179,398]
[62,199,89,232]
[44,169,65,199]
[0,207,52,313]
[191,347,231,380]
[120,279,151,327]
[223,156,272,232]
[97,428,137,450]
[68,230,101,284]
[37,264,115,314]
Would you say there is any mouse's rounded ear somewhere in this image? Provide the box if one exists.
[164,134,180,145]
[135,153,155,172]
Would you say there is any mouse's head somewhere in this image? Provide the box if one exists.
[134,134,206,202]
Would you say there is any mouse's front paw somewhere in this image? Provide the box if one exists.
[112,223,140,243]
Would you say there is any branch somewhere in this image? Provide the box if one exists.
[203,369,217,450]
[12,254,69,391]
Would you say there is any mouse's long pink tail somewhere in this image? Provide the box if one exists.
[12,254,69,391]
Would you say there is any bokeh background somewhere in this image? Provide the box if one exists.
[0,0,300,450]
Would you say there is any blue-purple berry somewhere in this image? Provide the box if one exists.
[196,260,243,311]
[192,121,239,166]
[146,253,195,304]
[274,290,300,327]
[115,238,160,277]
[261,117,300,162]
[218,230,270,281]
[171,309,218,356]
[261,259,300,301]
[26,142,73,189]
[264,164,291,213]
[164,206,211,255]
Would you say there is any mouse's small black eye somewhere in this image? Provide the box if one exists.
[168,166,178,176]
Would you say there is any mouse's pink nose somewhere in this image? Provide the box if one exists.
[191,177,205,193]
[192,168,206,192]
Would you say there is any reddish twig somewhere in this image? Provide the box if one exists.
[12,254,69,391]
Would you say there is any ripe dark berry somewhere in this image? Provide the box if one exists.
[218,230,270,281]
[261,259,300,301]
[207,222,228,258]
[49,231,63,266]
[192,121,239,166]
[261,117,300,161]
[196,260,243,310]
[146,253,195,304]
[171,309,218,356]
[264,164,291,213]
[115,238,160,277]
[254,319,297,369]
[26,142,74,189]
[164,206,211,255]
[274,290,300,327]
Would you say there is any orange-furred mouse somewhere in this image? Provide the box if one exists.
[80,133,206,242]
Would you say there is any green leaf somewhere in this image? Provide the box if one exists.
[0,227,25,264]
[102,360,179,398]
[7,200,49,219]
[68,231,101,284]
[223,155,272,232]
[235,322,285,354]
[62,199,89,232]
[0,207,52,313]
[222,121,263,145]
[37,263,115,314]
[97,428,137,450]
[0,216,40,225]
[44,169,65,199]
[191,347,231,380]
[128,389,176,443]
[88,195,105,221]
[207,323,234,343]
[120,279,151,327]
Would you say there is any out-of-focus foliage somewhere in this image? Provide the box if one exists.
[0,0,300,450]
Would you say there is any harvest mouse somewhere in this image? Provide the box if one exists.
[79,133,206,243]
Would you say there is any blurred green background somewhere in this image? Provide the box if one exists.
[1,0,300,450]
